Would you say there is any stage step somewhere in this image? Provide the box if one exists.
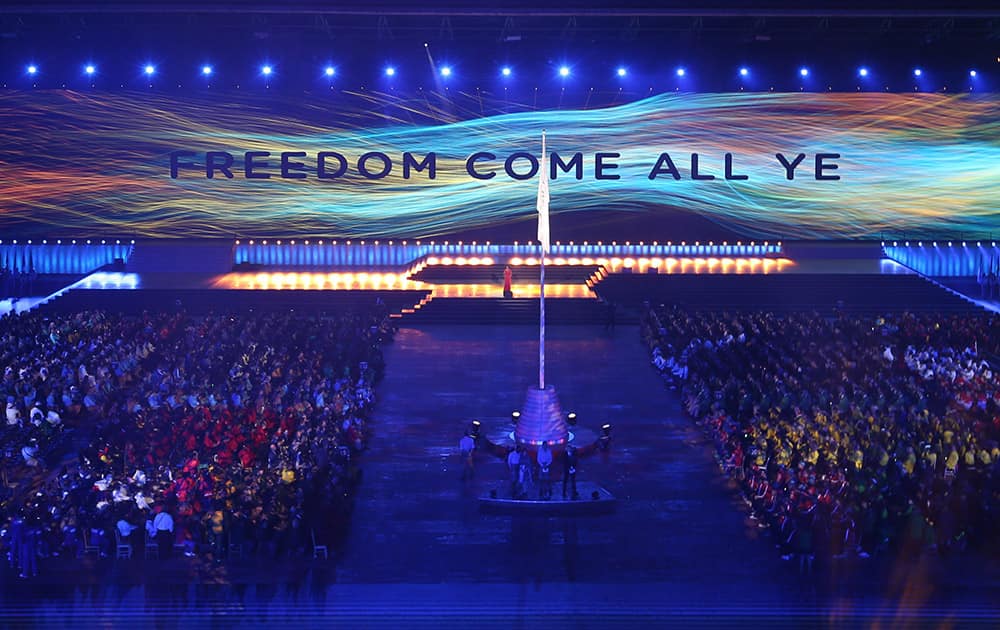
[932,277,1000,306]
[400,297,621,325]
[409,264,599,285]
[41,288,429,316]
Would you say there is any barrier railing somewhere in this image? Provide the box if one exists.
[0,240,134,274]
[233,239,782,268]
[883,241,1000,277]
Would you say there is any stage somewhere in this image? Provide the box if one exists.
[3,239,994,319]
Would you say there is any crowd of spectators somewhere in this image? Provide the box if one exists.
[1,306,392,577]
[2,310,176,482]
[643,306,1000,570]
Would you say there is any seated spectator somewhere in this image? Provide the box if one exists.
[642,307,999,561]
[0,305,392,567]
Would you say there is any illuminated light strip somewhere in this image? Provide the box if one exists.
[212,272,601,297]
[427,283,596,298]
[213,271,418,290]
[599,257,795,274]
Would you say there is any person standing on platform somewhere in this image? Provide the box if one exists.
[116,512,139,554]
[18,518,39,579]
[537,442,553,500]
[9,511,25,573]
[563,445,579,500]
[605,302,617,332]
[459,432,476,481]
[502,265,513,299]
[153,505,174,559]
[206,503,225,563]
[519,448,534,496]
[507,446,522,498]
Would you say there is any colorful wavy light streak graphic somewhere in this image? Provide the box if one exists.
[0,90,997,239]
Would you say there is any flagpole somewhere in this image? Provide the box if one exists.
[540,241,546,390]
[515,127,566,449]
[539,130,547,391]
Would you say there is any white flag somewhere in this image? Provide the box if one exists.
[536,131,550,253]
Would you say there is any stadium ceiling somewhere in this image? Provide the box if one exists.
[1,1,999,17]
[2,0,996,84]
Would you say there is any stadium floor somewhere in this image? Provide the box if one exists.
[1,325,997,626]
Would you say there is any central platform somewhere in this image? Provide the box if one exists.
[479,482,616,516]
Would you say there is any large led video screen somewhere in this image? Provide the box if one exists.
[0,90,997,239]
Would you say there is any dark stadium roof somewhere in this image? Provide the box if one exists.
[2,1,999,16]
[1,1,996,91]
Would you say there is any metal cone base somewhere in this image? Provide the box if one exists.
[513,385,568,446]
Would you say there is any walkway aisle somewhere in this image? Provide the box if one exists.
[340,325,790,602]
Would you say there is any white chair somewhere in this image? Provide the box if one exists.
[82,529,100,556]
[144,530,159,560]
[311,529,328,560]
[114,529,132,559]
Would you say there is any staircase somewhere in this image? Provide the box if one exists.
[43,288,430,316]
[409,264,599,285]
[401,296,610,325]
[397,263,612,325]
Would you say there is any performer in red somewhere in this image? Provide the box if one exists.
[502,265,513,298]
